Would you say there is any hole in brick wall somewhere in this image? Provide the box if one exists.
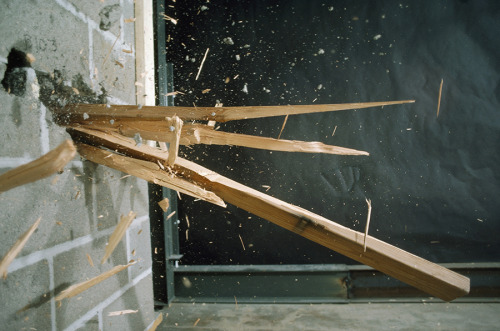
[1,48,33,96]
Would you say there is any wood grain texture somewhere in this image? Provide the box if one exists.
[101,211,137,264]
[57,100,415,123]
[0,140,76,193]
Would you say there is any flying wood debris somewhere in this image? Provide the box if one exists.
[86,253,94,267]
[0,217,42,279]
[277,114,289,139]
[161,13,178,25]
[195,48,210,81]
[147,313,163,331]
[437,78,444,118]
[158,198,170,212]
[55,262,135,301]
[101,211,137,264]
[0,140,76,194]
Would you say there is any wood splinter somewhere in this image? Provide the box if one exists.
[0,217,42,279]
[364,198,372,252]
[0,140,76,194]
[101,211,137,264]
[55,262,134,301]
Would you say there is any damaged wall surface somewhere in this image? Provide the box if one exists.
[0,0,157,330]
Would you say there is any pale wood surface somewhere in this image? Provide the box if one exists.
[0,140,76,193]
[101,211,137,264]
[58,100,415,123]
[0,217,42,279]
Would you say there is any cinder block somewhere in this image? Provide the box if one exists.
[0,164,94,258]
[102,274,155,331]
[0,0,89,85]
[65,0,122,36]
[94,164,149,232]
[0,91,43,158]
[53,236,128,330]
[93,29,136,105]
[128,217,152,280]
[0,260,51,331]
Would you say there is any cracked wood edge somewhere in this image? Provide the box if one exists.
[56,100,415,123]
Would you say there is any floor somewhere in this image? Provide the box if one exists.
[158,302,499,331]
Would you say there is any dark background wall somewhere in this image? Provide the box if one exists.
[165,0,500,265]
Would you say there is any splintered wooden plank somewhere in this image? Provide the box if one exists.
[55,263,133,301]
[66,126,469,301]
[173,158,469,302]
[57,100,414,123]
[0,140,76,193]
[0,217,42,279]
[181,124,369,155]
[75,143,226,208]
[101,211,137,264]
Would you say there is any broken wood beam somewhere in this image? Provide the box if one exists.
[56,100,415,123]
[0,140,76,193]
[181,124,369,155]
[174,158,470,302]
[75,142,226,208]
[65,126,469,301]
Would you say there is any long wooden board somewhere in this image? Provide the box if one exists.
[67,127,469,301]
[56,100,414,123]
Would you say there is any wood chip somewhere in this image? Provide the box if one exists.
[193,318,201,326]
[86,253,94,267]
[195,48,209,81]
[238,234,246,251]
[277,114,289,139]
[332,125,337,136]
[0,217,41,279]
[101,211,137,264]
[161,13,178,24]
[55,262,134,301]
[201,88,211,94]
[158,198,170,212]
[166,211,176,220]
[363,198,372,252]
[437,78,444,118]
[108,309,138,316]
[123,17,136,23]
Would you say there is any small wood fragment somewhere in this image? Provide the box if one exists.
[238,234,246,251]
[0,217,42,279]
[193,318,201,327]
[108,309,138,316]
[277,114,289,139]
[195,48,209,81]
[364,198,372,252]
[437,78,444,118]
[123,17,136,23]
[167,116,183,166]
[158,198,170,212]
[103,31,120,65]
[147,313,163,331]
[101,211,137,264]
[86,254,94,267]
[0,140,76,193]
[166,211,176,220]
[55,262,134,301]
